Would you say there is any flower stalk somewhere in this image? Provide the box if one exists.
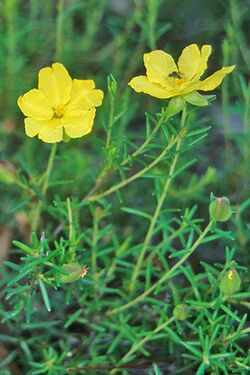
[31,143,57,233]
[82,112,166,201]
[129,105,187,292]
[56,0,64,61]
[108,220,213,316]
[85,131,182,203]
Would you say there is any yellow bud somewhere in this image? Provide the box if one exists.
[220,268,241,295]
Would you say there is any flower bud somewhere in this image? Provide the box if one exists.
[59,263,88,284]
[220,268,241,295]
[107,74,117,96]
[166,96,185,118]
[183,91,209,106]
[209,197,232,222]
[173,304,189,321]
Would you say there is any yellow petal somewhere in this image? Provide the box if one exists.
[72,79,95,90]
[63,108,96,138]
[24,117,43,137]
[38,118,63,143]
[144,50,177,85]
[193,45,212,80]
[38,63,72,107]
[178,44,212,80]
[18,89,54,120]
[24,118,63,143]
[195,65,235,91]
[129,75,176,99]
[66,79,104,112]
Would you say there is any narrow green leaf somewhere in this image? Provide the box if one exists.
[64,309,82,328]
[153,363,162,375]
[26,292,34,323]
[121,206,152,220]
[220,305,241,323]
[169,249,191,259]
[3,261,21,271]
[181,216,202,235]
[186,126,211,137]
[12,240,33,254]
[173,159,196,178]
[38,279,51,312]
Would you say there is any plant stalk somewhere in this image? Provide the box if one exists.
[129,106,187,292]
[85,132,181,203]
[31,143,57,233]
[108,220,213,316]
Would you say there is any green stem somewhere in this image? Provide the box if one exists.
[67,197,76,260]
[121,114,165,166]
[119,316,174,366]
[107,221,213,316]
[31,144,57,233]
[129,106,187,292]
[145,220,189,265]
[105,92,115,168]
[82,114,165,201]
[92,211,99,274]
[56,0,64,61]
[85,132,182,203]
[109,316,175,373]
[222,39,233,167]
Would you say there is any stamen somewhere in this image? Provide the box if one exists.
[54,105,65,118]
[168,71,187,85]
[175,77,187,85]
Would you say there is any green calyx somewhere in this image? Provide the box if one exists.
[209,196,232,222]
[183,91,216,107]
[220,269,241,295]
[59,263,88,284]
[173,304,189,321]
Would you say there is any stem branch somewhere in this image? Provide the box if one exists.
[129,106,187,292]
[31,144,57,233]
[85,132,181,203]
[108,220,213,316]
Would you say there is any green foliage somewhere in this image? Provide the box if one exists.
[0,1,249,374]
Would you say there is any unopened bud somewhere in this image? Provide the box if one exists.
[220,268,241,295]
[173,304,189,321]
[107,74,117,96]
[183,91,209,106]
[59,263,88,284]
[166,96,185,118]
[209,197,232,222]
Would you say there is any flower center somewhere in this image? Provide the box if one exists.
[175,77,187,85]
[54,105,65,119]
[169,71,187,86]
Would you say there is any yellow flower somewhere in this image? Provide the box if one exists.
[18,63,104,143]
[129,44,235,100]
